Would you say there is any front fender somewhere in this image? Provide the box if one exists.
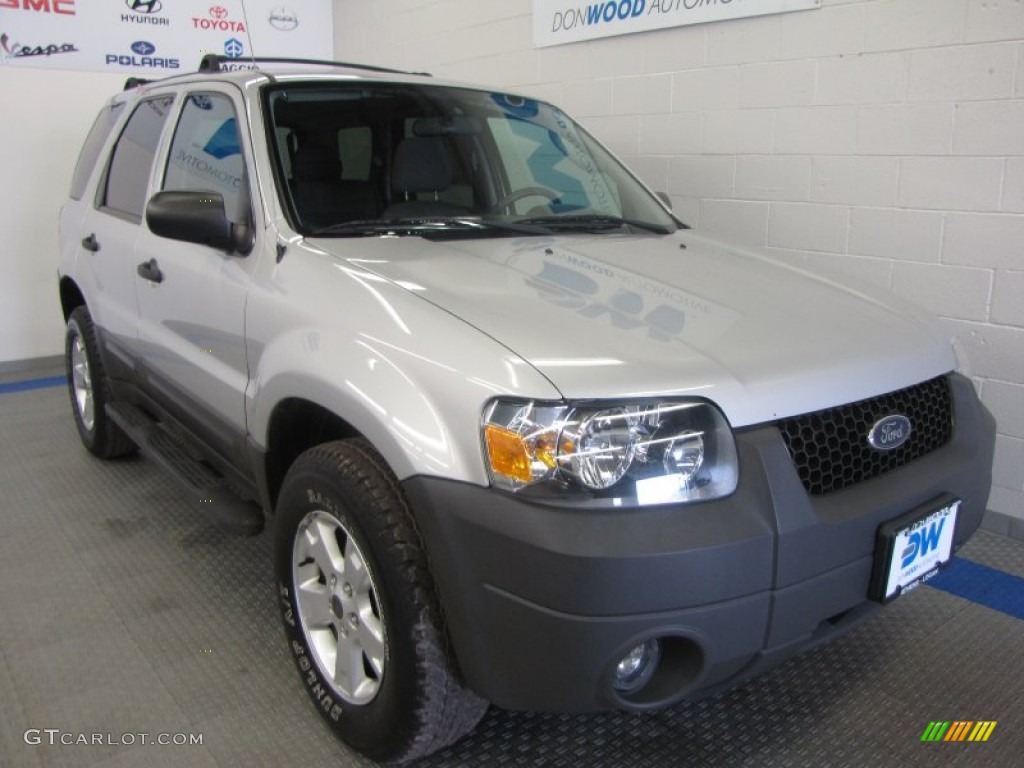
[246,250,561,484]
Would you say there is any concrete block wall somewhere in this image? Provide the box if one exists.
[336,0,1024,522]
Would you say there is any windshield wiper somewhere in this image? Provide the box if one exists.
[311,217,552,238]
[311,219,425,236]
[517,214,673,235]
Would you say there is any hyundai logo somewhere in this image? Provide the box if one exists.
[131,40,156,56]
[126,0,162,12]
[868,415,912,451]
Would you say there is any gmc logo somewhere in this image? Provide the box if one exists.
[0,0,76,13]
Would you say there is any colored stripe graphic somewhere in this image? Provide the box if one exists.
[944,721,973,741]
[928,558,1024,621]
[922,720,997,742]
[969,722,997,742]
[921,722,950,742]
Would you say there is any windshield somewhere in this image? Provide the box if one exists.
[263,83,678,238]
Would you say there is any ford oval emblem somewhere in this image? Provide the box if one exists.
[868,414,912,451]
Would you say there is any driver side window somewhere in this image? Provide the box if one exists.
[163,93,247,225]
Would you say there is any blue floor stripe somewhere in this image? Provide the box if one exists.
[0,375,66,394]
[929,557,1024,621]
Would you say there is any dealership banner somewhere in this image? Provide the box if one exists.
[0,1,332,74]
[534,0,821,48]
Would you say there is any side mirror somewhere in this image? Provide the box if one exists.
[656,191,673,211]
[145,190,252,255]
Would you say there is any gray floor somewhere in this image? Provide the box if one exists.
[1,381,1022,768]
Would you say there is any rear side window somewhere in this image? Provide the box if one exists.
[70,103,125,201]
[100,96,175,221]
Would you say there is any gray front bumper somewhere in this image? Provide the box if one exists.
[403,374,995,712]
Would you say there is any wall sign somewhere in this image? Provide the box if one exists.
[0,0,332,74]
[534,0,821,48]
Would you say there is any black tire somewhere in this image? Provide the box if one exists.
[65,306,136,459]
[274,439,487,764]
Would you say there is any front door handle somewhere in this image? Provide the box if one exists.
[137,258,164,284]
[81,233,100,252]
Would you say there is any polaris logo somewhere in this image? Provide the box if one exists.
[868,414,912,451]
[105,40,179,69]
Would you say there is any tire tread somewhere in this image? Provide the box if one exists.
[281,439,487,764]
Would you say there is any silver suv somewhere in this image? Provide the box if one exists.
[58,55,996,763]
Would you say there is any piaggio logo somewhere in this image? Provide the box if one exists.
[0,0,75,14]
[921,721,997,742]
[224,38,243,59]
[192,6,246,32]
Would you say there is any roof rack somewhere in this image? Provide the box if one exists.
[197,54,431,77]
[123,77,153,91]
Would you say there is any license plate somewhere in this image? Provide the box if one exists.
[870,497,960,603]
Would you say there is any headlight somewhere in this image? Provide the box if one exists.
[482,399,738,506]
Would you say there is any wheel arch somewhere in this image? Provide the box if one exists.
[59,276,87,322]
[262,397,364,511]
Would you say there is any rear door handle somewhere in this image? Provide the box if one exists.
[81,233,100,252]
[137,258,164,284]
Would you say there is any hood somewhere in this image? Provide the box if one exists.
[306,231,955,427]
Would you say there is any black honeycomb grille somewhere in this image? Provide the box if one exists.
[777,376,953,496]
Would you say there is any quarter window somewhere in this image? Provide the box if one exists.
[70,103,125,201]
[101,96,174,220]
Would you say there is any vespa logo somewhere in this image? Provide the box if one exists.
[125,0,161,12]
[868,414,911,452]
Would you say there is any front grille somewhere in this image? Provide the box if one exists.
[777,376,953,496]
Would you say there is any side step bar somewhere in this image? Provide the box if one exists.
[107,402,264,536]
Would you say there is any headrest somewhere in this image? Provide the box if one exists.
[391,137,453,194]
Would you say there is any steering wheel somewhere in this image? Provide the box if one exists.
[488,186,560,214]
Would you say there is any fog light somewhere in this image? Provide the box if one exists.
[613,639,661,693]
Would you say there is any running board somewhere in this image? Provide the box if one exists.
[107,402,264,536]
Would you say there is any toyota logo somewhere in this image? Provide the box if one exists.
[210,6,228,19]
[131,40,156,56]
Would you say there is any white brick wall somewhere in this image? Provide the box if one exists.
[336,0,1024,522]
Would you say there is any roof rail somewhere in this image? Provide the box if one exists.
[197,54,431,77]
[123,77,153,91]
